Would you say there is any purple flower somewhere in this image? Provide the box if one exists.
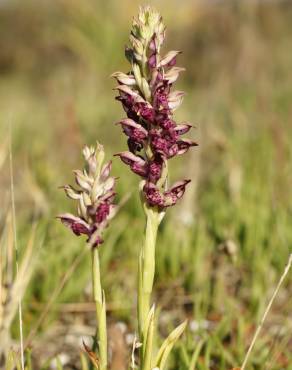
[143,183,164,207]
[95,203,110,223]
[113,7,198,209]
[134,102,155,122]
[143,179,191,208]
[58,214,91,236]
[157,117,175,130]
[149,157,163,183]
[148,53,157,69]
[158,51,181,67]
[177,139,198,155]
[115,152,148,177]
[174,123,193,135]
[117,119,148,142]
[163,180,191,207]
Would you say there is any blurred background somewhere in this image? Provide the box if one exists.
[0,0,291,369]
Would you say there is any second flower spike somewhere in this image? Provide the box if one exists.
[58,142,117,248]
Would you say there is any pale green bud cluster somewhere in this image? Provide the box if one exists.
[127,6,166,100]
[131,6,165,56]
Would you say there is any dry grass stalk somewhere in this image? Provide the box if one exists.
[0,137,8,172]
[241,254,292,370]
[0,214,37,360]
[9,124,25,370]
[0,134,38,365]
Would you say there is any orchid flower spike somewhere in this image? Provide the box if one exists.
[113,6,197,210]
[58,142,116,248]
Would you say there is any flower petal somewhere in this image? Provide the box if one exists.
[99,190,116,204]
[111,71,136,86]
[115,151,144,166]
[115,152,148,177]
[117,118,148,140]
[95,203,110,223]
[177,139,198,155]
[57,213,91,236]
[149,158,163,183]
[148,53,157,68]
[174,123,193,135]
[103,176,115,192]
[100,161,112,181]
[134,102,155,122]
[62,185,81,200]
[164,67,185,84]
[168,91,185,110]
[115,85,141,100]
[158,50,181,67]
[73,170,93,192]
[143,182,164,207]
[163,179,191,207]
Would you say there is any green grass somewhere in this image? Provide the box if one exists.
[0,1,292,369]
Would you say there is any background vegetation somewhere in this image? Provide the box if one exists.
[0,0,291,369]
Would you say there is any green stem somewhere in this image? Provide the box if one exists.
[92,247,107,370]
[138,208,160,358]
